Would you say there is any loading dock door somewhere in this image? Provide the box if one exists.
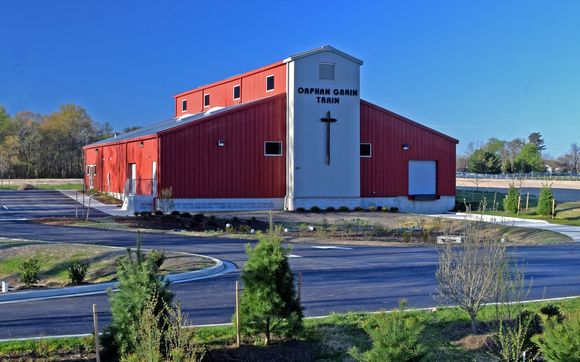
[408,160,436,196]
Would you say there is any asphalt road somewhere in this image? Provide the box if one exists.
[1,190,580,339]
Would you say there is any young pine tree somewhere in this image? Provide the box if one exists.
[238,225,303,345]
[104,236,173,359]
[537,184,556,217]
[503,184,520,214]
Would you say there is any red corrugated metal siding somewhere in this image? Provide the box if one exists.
[174,62,286,117]
[160,94,286,198]
[83,137,157,194]
[360,101,457,197]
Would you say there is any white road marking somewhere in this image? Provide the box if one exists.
[1,205,8,210]
[288,254,302,258]
[311,246,353,250]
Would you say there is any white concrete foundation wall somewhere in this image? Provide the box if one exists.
[289,197,361,210]
[123,195,155,213]
[361,196,455,214]
[173,198,284,212]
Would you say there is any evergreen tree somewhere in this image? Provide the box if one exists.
[238,226,303,344]
[528,132,546,152]
[504,184,520,213]
[514,143,545,172]
[537,184,556,217]
[104,236,173,359]
[466,149,501,174]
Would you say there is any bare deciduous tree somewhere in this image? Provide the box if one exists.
[435,220,506,333]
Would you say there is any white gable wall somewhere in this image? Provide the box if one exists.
[285,50,361,210]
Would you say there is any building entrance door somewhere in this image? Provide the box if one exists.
[128,163,136,195]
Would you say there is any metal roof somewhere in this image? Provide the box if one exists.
[283,45,364,65]
[88,102,251,146]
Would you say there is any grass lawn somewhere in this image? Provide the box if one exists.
[0,183,82,190]
[0,239,214,289]
[458,189,580,227]
[2,297,579,361]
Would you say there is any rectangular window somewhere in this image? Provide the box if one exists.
[181,99,187,112]
[264,141,282,156]
[266,75,274,91]
[233,85,240,100]
[204,94,210,107]
[360,143,372,157]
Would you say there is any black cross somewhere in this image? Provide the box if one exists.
[320,111,337,165]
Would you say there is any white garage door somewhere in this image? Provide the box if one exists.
[408,160,436,195]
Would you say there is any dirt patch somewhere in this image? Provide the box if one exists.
[452,333,495,351]
[205,340,315,362]
[457,177,580,190]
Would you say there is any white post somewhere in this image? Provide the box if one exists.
[93,304,101,362]
[1,281,8,293]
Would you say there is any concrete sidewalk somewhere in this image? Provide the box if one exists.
[0,258,236,305]
[431,212,580,242]
[59,190,133,217]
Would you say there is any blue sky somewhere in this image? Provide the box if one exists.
[1,1,579,156]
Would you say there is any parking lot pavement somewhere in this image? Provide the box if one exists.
[0,190,108,220]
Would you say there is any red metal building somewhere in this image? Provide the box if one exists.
[84,46,458,213]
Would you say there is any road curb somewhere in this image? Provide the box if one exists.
[0,257,234,305]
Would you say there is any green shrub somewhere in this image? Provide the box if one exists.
[504,185,520,213]
[67,259,89,285]
[123,298,204,362]
[534,312,580,362]
[310,206,321,213]
[493,310,541,361]
[19,257,41,288]
[147,250,166,271]
[326,206,336,212]
[369,205,377,212]
[295,207,306,212]
[170,210,180,216]
[389,207,399,213]
[350,301,426,362]
[180,212,191,218]
[354,206,364,211]
[192,213,204,222]
[537,184,556,217]
[103,237,173,359]
[338,206,349,212]
[539,304,564,322]
[237,227,303,344]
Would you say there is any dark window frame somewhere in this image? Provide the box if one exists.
[264,141,283,156]
[181,99,187,112]
[233,85,241,100]
[204,94,210,107]
[360,143,372,157]
[266,75,275,92]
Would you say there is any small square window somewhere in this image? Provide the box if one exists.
[181,99,187,112]
[266,75,274,91]
[264,141,282,156]
[233,85,240,100]
[360,143,372,157]
[204,94,210,107]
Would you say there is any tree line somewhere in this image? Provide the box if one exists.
[0,104,140,179]
[458,131,580,174]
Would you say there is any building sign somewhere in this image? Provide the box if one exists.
[297,87,358,104]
